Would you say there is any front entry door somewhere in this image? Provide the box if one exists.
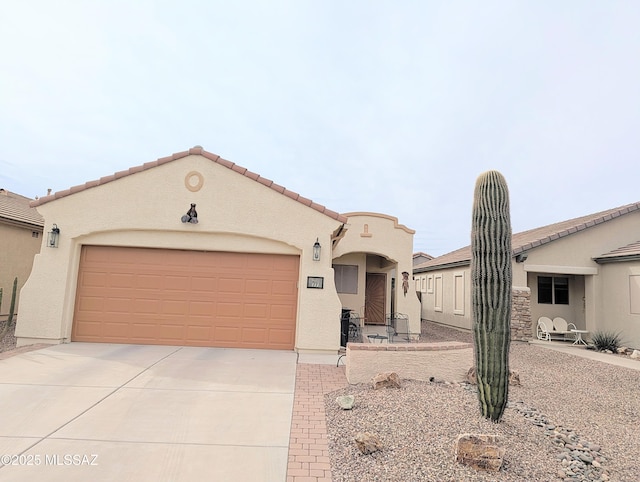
[365,273,386,325]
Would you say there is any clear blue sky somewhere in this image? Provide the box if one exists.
[2,1,639,257]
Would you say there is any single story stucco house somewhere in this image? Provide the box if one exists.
[414,202,640,349]
[16,146,420,352]
[0,188,43,313]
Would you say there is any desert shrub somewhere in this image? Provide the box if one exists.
[591,330,622,352]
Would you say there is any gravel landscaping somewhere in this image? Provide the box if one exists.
[326,322,640,482]
[0,321,17,353]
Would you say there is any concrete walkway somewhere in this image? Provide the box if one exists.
[0,343,298,481]
[1,340,636,482]
[528,338,640,370]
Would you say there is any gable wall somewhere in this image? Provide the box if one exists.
[17,155,344,351]
[598,262,640,349]
[0,223,42,313]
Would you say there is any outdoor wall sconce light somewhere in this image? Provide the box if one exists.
[515,252,528,263]
[312,238,321,261]
[47,224,60,248]
[181,203,198,224]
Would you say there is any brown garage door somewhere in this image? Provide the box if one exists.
[72,246,299,349]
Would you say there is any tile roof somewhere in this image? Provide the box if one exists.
[414,201,640,272]
[593,240,640,263]
[0,189,44,228]
[30,147,348,224]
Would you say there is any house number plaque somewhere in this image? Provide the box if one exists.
[307,276,324,289]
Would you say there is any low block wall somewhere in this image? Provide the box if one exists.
[345,341,473,384]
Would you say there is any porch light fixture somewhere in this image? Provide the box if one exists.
[47,224,60,248]
[515,252,528,263]
[312,238,321,261]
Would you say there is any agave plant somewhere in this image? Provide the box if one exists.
[591,330,623,352]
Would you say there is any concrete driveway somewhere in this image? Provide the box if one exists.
[0,343,297,481]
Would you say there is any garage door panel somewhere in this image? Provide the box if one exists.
[186,326,211,342]
[80,271,108,288]
[217,302,243,317]
[242,328,267,343]
[158,325,184,341]
[191,276,218,292]
[102,321,130,338]
[73,246,299,349]
[76,296,104,313]
[130,323,158,339]
[103,298,134,313]
[162,300,189,315]
[74,320,102,337]
[189,301,215,316]
[137,274,163,289]
[272,280,296,295]
[244,303,269,318]
[133,299,161,314]
[219,278,244,294]
[245,279,270,295]
[214,326,241,343]
[109,272,136,289]
[270,303,297,320]
[268,328,295,345]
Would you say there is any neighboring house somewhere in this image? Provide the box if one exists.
[412,251,433,267]
[16,147,420,352]
[414,202,640,349]
[0,189,44,314]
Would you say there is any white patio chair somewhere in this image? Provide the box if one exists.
[552,317,577,340]
[536,317,553,341]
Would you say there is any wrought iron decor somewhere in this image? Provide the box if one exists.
[181,203,198,224]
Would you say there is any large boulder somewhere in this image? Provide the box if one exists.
[455,433,504,471]
[355,432,383,454]
[371,372,401,389]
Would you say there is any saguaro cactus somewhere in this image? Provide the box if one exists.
[471,171,512,421]
[0,277,17,340]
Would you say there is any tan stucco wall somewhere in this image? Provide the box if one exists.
[597,262,640,349]
[17,155,344,351]
[0,223,42,314]
[420,266,473,330]
[345,342,473,384]
[332,213,421,333]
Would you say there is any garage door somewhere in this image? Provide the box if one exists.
[72,246,299,349]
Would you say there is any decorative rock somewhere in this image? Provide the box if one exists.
[354,431,383,454]
[631,350,640,359]
[371,372,401,389]
[617,346,628,354]
[454,434,504,472]
[509,369,521,386]
[336,395,355,410]
[466,367,521,386]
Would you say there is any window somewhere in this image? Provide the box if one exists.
[454,272,464,315]
[630,275,640,315]
[416,276,427,293]
[434,274,443,312]
[538,276,569,305]
[333,265,358,294]
[427,275,434,294]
